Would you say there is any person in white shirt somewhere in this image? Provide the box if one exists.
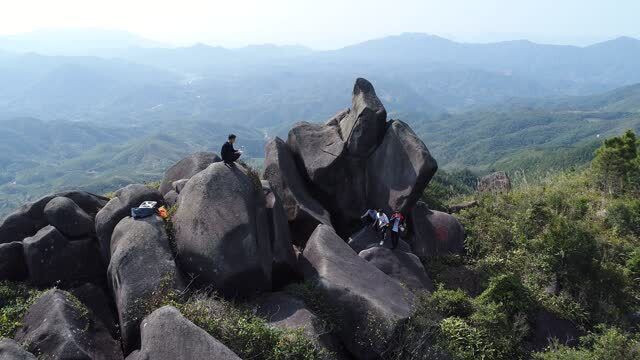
[375,209,390,243]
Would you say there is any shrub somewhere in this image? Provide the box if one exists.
[144,180,162,191]
[284,281,340,334]
[534,326,640,360]
[531,217,599,292]
[606,199,640,237]
[626,250,640,281]
[173,293,324,360]
[431,288,475,318]
[592,129,640,195]
[439,317,491,360]
[0,281,42,337]
[476,274,533,316]
[238,160,263,192]
[390,291,450,360]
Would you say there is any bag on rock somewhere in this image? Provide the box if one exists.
[131,201,158,219]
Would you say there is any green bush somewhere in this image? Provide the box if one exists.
[145,180,162,191]
[431,288,475,318]
[530,217,599,292]
[626,250,640,281]
[439,317,492,360]
[534,326,640,360]
[592,129,640,195]
[173,294,324,360]
[438,303,527,360]
[284,281,340,335]
[390,291,450,360]
[606,199,640,237]
[476,274,533,316]
[0,281,42,338]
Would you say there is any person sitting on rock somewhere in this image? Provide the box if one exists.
[385,210,406,249]
[375,209,390,242]
[360,209,378,228]
[221,134,242,164]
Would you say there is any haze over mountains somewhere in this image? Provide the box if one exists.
[0,29,639,216]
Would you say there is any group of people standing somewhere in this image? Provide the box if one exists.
[361,209,406,249]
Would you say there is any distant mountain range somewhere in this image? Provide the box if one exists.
[0,29,164,55]
[0,31,639,126]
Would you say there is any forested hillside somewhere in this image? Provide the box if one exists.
[410,83,640,173]
[0,118,265,216]
[1,81,639,218]
[408,130,640,359]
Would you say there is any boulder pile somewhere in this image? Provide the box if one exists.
[0,78,477,359]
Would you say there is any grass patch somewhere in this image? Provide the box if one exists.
[165,293,326,360]
[0,281,42,338]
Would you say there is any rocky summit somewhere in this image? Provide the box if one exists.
[0,78,471,359]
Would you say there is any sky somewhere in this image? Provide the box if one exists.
[0,0,638,49]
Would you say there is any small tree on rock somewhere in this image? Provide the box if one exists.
[592,130,640,195]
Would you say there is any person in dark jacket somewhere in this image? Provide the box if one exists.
[387,211,406,249]
[221,134,242,164]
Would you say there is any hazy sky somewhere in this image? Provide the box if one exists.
[1,0,638,49]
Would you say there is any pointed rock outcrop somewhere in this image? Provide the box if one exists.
[340,78,388,158]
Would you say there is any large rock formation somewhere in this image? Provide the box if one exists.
[0,77,466,360]
[23,226,103,286]
[408,202,465,259]
[300,225,415,359]
[158,152,221,195]
[95,184,165,262]
[173,162,272,298]
[0,191,107,244]
[108,216,182,354]
[127,306,241,360]
[276,78,437,235]
[14,289,123,360]
[263,137,333,244]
